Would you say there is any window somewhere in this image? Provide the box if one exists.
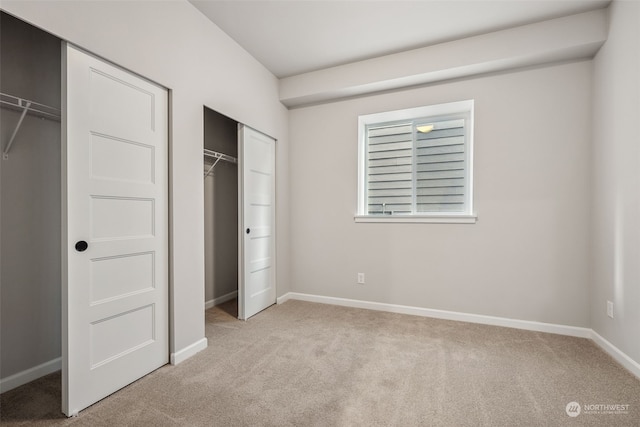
[356,100,476,223]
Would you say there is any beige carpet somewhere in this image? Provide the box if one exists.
[1,299,639,426]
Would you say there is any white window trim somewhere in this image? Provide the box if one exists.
[356,100,476,224]
[354,214,477,224]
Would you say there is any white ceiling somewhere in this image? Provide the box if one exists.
[189,0,610,78]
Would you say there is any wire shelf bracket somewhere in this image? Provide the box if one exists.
[204,148,237,178]
[1,93,61,160]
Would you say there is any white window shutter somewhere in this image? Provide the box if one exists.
[360,100,473,218]
[366,123,413,214]
[415,118,466,213]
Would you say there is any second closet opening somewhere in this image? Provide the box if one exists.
[204,107,239,317]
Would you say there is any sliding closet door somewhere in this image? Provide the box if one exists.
[62,44,168,416]
[238,125,276,320]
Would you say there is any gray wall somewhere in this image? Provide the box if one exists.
[1,0,291,357]
[591,0,640,364]
[0,12,62,379]
[289,61,592,327]
[204,108,238,304]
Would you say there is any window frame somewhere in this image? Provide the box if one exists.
[356,100,476,224]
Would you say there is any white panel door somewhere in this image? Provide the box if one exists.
[63,44,168,416]
[238,126,276,320]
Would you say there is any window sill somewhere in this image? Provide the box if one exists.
[354,214,477,224]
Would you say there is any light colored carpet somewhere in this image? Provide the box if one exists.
[1,299,639,426]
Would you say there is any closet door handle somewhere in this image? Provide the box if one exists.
[75,240,88,252]
[246,228,250,234]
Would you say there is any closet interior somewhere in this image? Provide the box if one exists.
[203,107,239,314]
[0,12,62,391]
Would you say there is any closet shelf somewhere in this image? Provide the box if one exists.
[1,93,61,160]
[1,93,61,120]
[204,148,237,178]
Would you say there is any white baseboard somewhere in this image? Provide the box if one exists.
[170,338,208,365]
[591,330,640,379]
[205,290,238,310]
[277,292,292,305]
[0,357,61,393]
[2,337,212,391]
[280,292,591,338]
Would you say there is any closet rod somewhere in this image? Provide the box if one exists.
[203,148,237,178]
[1,93,61,160]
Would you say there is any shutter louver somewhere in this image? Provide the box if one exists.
[366,117,467,215]
[415,118,465,213]
[366,123,413,214]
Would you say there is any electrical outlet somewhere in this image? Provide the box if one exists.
[607,301,614,319]
[357,273,365,284]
